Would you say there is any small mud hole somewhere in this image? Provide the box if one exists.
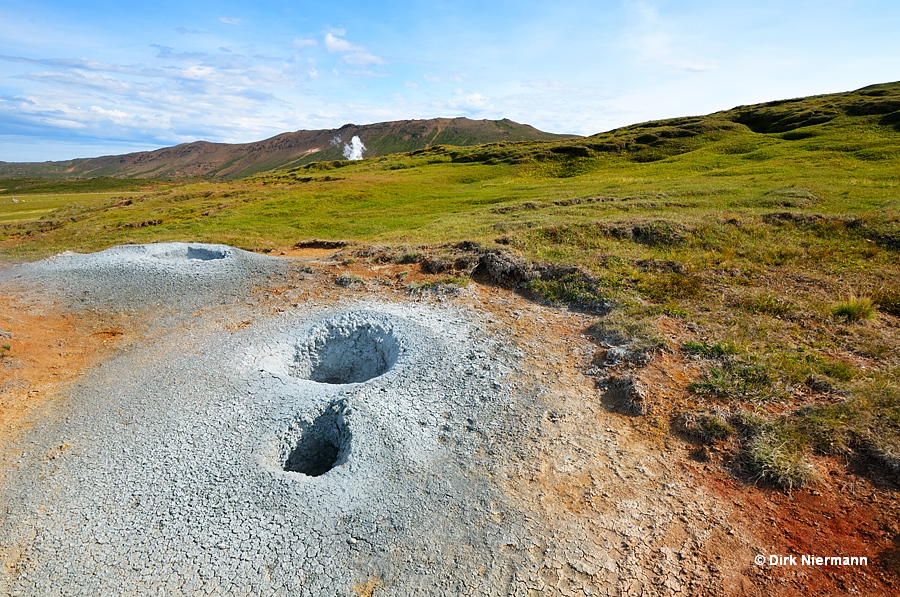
[149,244,228,261]
[283,403,350,477]
[293,313,401,384]
[186,246,227,260]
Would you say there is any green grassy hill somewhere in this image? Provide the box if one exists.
[1,81,899,489]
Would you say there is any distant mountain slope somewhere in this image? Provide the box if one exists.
[0,118,576,180]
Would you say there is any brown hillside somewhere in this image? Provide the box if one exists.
[0,117,576,180]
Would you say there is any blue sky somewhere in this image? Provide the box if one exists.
[1,0,898,161]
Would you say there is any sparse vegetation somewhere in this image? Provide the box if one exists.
[744,424,818,490]
[589,305,665,354]
[335,273,365,289]
[680,411,736,443]
[406,276,470,294]
[690,359,785,401]
[524,272,605,306]
[873,287,900,316]
[682,340,738,358]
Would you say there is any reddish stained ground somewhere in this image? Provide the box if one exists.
[691,452,900,596]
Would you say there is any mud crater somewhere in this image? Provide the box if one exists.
[291,313,401,384]
[282,401,351,477]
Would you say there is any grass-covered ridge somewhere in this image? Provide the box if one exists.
[1,81,899,489]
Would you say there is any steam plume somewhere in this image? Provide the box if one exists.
[342,136,366,160]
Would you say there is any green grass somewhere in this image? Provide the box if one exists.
[2,81,900,485]
[832,297,876,321]
[589,303,666,353]
[797,369,900,468]
[874,287,900,316]
[0,177,167,195]
[690,359,785,401]
[406,276,470,294]
[682,340,738,358]
[524,272,605,307]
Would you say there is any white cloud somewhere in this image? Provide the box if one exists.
[324,33,365,53]
[405,81,418,88]
[522,79,566,90]
[219,17,242,25]
[460,93,490,109]
[340,52,385,67]
[179,65,217,81]
[43,118,88,129]
[342,69,389,78]
[293,38,317,49]
[423,75,441,82]
[624,1,718,75]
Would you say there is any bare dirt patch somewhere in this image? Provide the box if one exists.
[0,293,129,473]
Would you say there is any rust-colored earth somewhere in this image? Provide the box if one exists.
[0,293,129,475]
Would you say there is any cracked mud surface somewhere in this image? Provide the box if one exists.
[0,243,897,595]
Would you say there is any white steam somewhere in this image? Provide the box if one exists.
[342,136,366,160]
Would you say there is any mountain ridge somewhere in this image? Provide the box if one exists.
[0,117,576,180]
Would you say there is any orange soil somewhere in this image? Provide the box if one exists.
[0,293,127,470]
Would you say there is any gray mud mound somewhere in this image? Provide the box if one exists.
[1,242,289,309]
[0,247,549,596]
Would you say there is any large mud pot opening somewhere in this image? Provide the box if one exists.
[292,314,400,384]
[284,404,351,477]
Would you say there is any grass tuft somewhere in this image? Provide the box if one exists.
[831,297,876,322]
[406,276,470,294]
[639,272,702,302]
[745,428,818,490]
[335,273,365,289]
[589,306,665,354]
[525,273,605,306]
[736,294,794,318]
[679,411,735,443]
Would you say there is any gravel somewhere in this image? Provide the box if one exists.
[0,243,551,596]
